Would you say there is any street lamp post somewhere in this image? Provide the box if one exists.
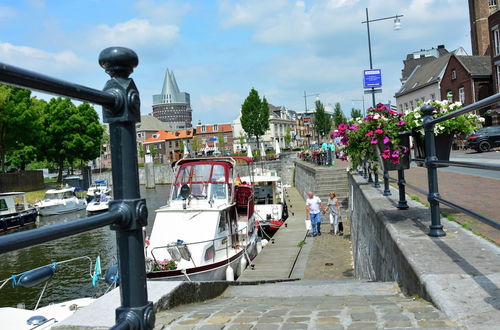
[303,91,320,114]
[362,7,403,196]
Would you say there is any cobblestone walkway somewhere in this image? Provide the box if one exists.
[156,282,459,329]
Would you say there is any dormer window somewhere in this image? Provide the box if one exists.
[201,125,206,132]
[451,70,456,80]
[213,124,218,131]
[152,134,159,139]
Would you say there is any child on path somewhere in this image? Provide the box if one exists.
[324,192,342,235]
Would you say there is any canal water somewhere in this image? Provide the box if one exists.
[0,185,170,309]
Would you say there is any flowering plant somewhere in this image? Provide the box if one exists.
[333,103,410,169]
[152,259,177,271]
[404,100,484,136]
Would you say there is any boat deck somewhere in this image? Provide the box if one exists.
[237,187,307,281]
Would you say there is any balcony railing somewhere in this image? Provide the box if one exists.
[0,47,154,329]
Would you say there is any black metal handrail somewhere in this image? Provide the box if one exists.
[0,47,154,330]
[362,95,500,237]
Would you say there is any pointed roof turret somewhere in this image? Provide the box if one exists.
[160,69,181,102]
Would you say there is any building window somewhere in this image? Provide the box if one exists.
[489,0,497,7]
[459,87,465,104]
[404,103,408,111]
[430,93,436,101]
[409,100,414,110]
[451,70,456,80]
[494,29,500,56]
[202,137,206,144]
[224,135,228,143]
[201,125,206,132]
[213,124,218,131]
[447,90,453,102]
[496,66,500,93]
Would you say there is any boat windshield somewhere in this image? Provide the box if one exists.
[43,192,64,200]
[172,162,230,200]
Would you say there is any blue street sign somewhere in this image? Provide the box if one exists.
[208,137,217,141]
[363,69,382,88]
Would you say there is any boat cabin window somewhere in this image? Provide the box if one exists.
[0,199,7,211]
[13,196,25,211]
[218,211,228,233]
[63,191,75,199]
[173,162,230,200]
[44,193,62,200]
[254,183,274,205]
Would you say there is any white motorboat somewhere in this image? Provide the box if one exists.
[86,194,112,214]
[146,156,258,281]
[35,187,87,216]
[241,168,288,235]
[86,180,111,202]
[0,192,38,232]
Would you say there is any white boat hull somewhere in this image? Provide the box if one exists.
[37,201,86,216]
[86,201,109,214]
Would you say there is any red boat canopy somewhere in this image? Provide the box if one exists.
[173,156,253,168]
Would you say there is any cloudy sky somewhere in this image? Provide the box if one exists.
[1,0,470,124]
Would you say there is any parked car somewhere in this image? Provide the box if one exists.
[466,125,500,152]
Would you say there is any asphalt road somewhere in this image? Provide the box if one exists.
[432,149,500,180]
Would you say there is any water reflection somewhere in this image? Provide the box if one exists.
[0,185,170,308]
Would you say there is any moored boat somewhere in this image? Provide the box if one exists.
[86,193,112,214]
[0,192,38,232]
[241,168,288,235]
[86,180,111,202]
[35,187,87,216]
[145,156,258,281]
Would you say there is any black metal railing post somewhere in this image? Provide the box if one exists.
[99,47,154,329]
[383,170,391,196]
[373,166,380,188]
[368,164,373,183]
[397,169,408,210]
[363,159,368,179]
[422,105,446,237]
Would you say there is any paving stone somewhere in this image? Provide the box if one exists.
[232,316,256,324]
[285,316,310,323]
[346,322,378,329]
[288,310,311,316]
[317,310,342,317]
[315,324,344,330]
[350,312,377,322]
[252,324,280,330]
[263,309,289,316]
[413,311,442,320]
[417,319,456,328]
[280,323,308,330]
[383,319,414,328]
[205,314,234,324]
[225,325,253,330]
[256,316,283,323]
[382,313,411,321]
[316,316,341,324]
[197,326,225,330]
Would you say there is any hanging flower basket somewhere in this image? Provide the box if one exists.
[411,131,454,168]
[376,131,411,171]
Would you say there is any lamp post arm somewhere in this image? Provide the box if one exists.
[362,14,403,24]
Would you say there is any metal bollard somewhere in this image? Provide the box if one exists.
[397,169,408,210]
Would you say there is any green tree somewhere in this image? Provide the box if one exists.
[42,97,104,182]
[191,137,199,155]
[284,127,292,148]
[179,140,184,154]
[313,100,332,140]
[351,107,363,119]
[217,132,225,152]
[138,143,145,162]
[332,102,347,126]
[241,88,270,155]
[238,132,246,150]
[0,85,44,171]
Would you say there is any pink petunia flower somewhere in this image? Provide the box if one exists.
[338,123,348,131]
[397,120,405,126]
[383,136,390,144]
[374,128,384,134]
[370,139,378,144]
[365,131,374,137]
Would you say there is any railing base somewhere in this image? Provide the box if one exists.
[427,226,446,237]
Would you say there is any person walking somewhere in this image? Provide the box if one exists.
[324,192,342,235]
[306,191,322,237]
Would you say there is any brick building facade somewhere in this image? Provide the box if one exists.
[193,123,233,155]
[143,129,194,163]
[440,55,492,107]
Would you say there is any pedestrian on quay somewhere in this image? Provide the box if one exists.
[306,191,323,237]
[323,192,342,235]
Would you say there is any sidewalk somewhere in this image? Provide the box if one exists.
[402,166,500,244]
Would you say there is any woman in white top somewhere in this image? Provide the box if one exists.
[323,192,342,235]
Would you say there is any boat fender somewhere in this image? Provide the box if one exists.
[261,239,268,248]
[105,264,120,286]
[239,255,247,275]
[225,265,234,281]
[16,264,57,288]
[256,240,262,254]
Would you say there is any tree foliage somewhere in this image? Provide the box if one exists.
[332,102,347,126]
[217,132,225,152]
[43,97,104,182]
[312,100,332,139]
[0,85,44,171]
[284,127,292,147]
[241,88,270,150]
[351,107,363,119]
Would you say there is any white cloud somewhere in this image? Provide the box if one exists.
[25,0,45,9]
[197,91,242,118]
[218,0,288,27]
[87,18,179,52]
[134,0,192,24]
[0,42,87,73]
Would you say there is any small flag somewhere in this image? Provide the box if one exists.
[92,256,101,287]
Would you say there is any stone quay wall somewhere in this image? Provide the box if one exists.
[348,172,500,328]
[93,164,174,186]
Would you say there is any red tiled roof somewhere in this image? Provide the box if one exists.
[195,123,232,134]
[144,129,194,143]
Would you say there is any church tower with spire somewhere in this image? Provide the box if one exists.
[152,69,192,129]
